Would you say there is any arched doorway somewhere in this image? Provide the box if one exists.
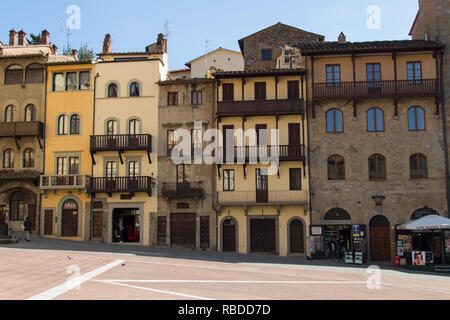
[61,199,79,237]
[222,218,237,252]
[370,215,391,261]
[289,219,305,255]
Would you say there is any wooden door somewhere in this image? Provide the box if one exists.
[288,80,300,100]
[44,210,53,236]
[157,216,167,247]
[222,219,236,252]
[254,82,266,100]
[171,213,196,249]
[290,219,305,254]
[223,125,234,162]
[251,219,276,253]
[256,169,268,203]
[370,226,391,261]
[62,206,78,237]
[93,211,103,238]
[288,123,301,158]
[200,216,210,249]
[28,204,36,232]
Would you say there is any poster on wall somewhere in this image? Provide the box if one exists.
[412,251,426,266]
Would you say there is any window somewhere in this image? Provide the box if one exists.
[410,153,428,179]
[5,65,23,84]
[66,72,77,91]
[58,115,67,135]
[3,149,14,169]
[79,71,90,90]
[108,83,118,98]
[168,92,178,106]
[56,157,67,175]
[222,83,234,101]
[261,49,272,61]
[128,119,140,135]
[367,63,381,90]
[177,164,190,183]
[106,120,118,135]
[106,161,117,178]
[9,192,25,221]
[70,114,80,135]
[25,64,44,84]
[367,107,384,132]
[5,105,15,122]
[223,169,235,191]
[23,149,34,168]
[69,157,80,174]
[408,106,425,131]
[167,130,178,156]
[326,65,341,86]
[130,82,140,97]
[128,161,140,177]
[289,168,302,190]
[191,91,202,105]
[328,155,345,180]
[288,81,300,99]
[407,62,422,83]
[191,128,202,155]
[326,109,343,133]
[254,82,266,100]
[369,154,386,180]
[24,104,35,122]
[53,73,65,91]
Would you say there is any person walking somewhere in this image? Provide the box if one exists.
[329,238,338,262]
[24,217,32,242]
[339,235,346,259]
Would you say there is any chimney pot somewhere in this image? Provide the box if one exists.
[41,29,50,45]
[103,34,112,54]
[9,29,17,46]
[18,30,27,46]
[338,32,346,43]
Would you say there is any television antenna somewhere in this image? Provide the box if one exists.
[164,20,171,39]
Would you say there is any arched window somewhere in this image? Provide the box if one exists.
[411,207,438,220]
[5,64,23,84]
[130,82,140,97]
[5,105,15,122]
[324,208,351,221]
[327,155,345,180]
[410,153,428,179]
[367,107,384,132]
[70,114,80,135]
[57,114,67,135]
[128,119,140,135]
[369,154,386,180]
[24,104,36,122]
[408,106,425,131]
[25,63,44,83]
[3,149,14,168]
[10,192,25,221]
[23,148,34,168]
[326,109,343,133]
[106,120,118,135]
[108,83,118,98]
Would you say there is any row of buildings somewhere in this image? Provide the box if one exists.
[0,0,448,262]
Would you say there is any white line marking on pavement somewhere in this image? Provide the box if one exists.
[27,260,125,300]
[100,280,214,300]
[95,280,368,285]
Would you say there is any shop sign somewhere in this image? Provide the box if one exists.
[352,225,360,237]
[311,226,322,236]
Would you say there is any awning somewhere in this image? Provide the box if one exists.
[398,215,450,231]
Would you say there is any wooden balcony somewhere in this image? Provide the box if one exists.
[89,176,154,196]
[217,99,304,117]
[90,134,152,153]
[161,182,204,199]
[40,175,90,190]
[0,122,44,139]
[218,145,306,163]
[218,190,308,206]
[313,79,439,100]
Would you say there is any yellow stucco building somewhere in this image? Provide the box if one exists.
[40,61,95,240]
[214,69,310,257]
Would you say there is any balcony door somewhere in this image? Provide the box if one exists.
[128,161,140,190]
[367,63,381,95]
[223,125,234,162]
[177,164,191,193]
[288,81,300,100]
[255,124,267,159]
[288,123,301,159]
[256,169,268,203]
[105,161,117,191]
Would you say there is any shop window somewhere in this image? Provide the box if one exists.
[324,208,351,221]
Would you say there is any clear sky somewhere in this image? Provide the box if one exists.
[1,0,419,70]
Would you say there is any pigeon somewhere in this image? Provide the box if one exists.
[121,263,126,267]
[68,256,73,260]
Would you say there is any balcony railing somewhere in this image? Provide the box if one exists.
[90,134,152,153]
[161,182,204,198]
[313,79,439,100]
[89,176,154,196]
[0,121,44,138]
[217,145,306,163]
[40,175,90,190]
[218,190,308,205]
[217,99,304,117]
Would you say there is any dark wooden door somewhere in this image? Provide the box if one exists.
[44,210,53,235]
[93,211,103,238]
[251,219,276,253]
[0,206,6,235]
[222,83,234,101]
[288,80,300,100]
[223,125,234,162]
[200,217,210,249]
[288,123,301,158]
[157,216,167,246]
[222,219,236,252]
[171,213,196,249]
[256,169,268,203]
[27,204,36,232]
[290,219,305,254]
[370,226,391,261]
[62,208,78,237]
[254,82,266,100]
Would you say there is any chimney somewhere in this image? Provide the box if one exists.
[103,34,112,54]
[338,32,346,43]
[157,33,167,53]
[9,29,17,46]
[52,44,58,55]
[18,30,27,46]
[41,29,50,45]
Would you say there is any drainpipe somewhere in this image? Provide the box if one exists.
[304,56,313,229]
[40,63,48,236]
[90,71,100,239]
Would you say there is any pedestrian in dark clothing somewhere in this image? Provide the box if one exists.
[329,238,338,261]
[24,217,32,242]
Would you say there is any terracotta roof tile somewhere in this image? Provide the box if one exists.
[0,170,41,180]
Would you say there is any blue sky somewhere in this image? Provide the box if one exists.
[1,0,419,69]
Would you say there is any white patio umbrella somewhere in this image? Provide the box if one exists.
[398,215,450,231]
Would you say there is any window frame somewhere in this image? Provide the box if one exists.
[70,114,81,135]
[223,169,235,192]
[326,64,341,87]
[367,107,385,133]
[168,92,178,106]
[289,168,302,190]
[254,82,267,101]
[326,109,344,133]
[24,104,36,122]
[261,48,272,61]
[129,81,141,97]
[107,82,119,98]
[4,105,15,122]
[57,114,68,136]
[327,155,346,181]
[407,61,422,83]
[3,149,14,169]
[191,90,203,106]
[23,148,34,168]
[410,153,428,179]
[369,154,387,180]
[222,83,234,102]
[5,64,24,85]
[408,106,426,131]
